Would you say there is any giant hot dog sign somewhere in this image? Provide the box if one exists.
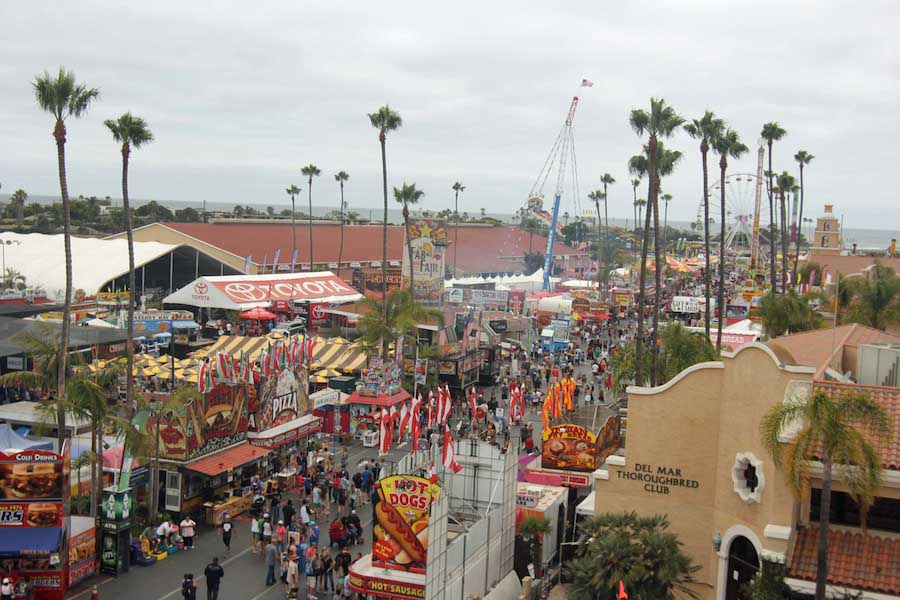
[372,475,441,573]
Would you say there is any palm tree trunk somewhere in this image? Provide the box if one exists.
[701,144,712,339]
[717,158,727,351]
[54,120,71,449]
[122,144,136,421]
[632,186,638,232]
[648,136,662,386]
[663,199,668,260]
[793,164,805,286]
[338,183,345,279]
[594,200,603,284]
[603,186,610,300]
[767,143,777,292]
[308,181,314,270]
[781,189,789,293]
[90,424,98,517]
[453,190,459,276]
[635,186,654,387]
[816,454,832,600]
[151,418,161,519]
[379,132,389,359]
[291,193,296,273]
[403,204,415,293]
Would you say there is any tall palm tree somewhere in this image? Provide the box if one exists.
[285,184,301,272]
[761,122,787,292]
[334,171,350,277]
[587,190,605,273]
[684,112,725,338]
[301,165,321,270]
[793,151,815,284]
[368,105,403,326]
[712,129,749,351]
[777,171,796,293]
[761,388,890,600]
[394,183,425,293]
[634,199,646,229]
[601,173,615,297]
[661,193,672,257]
[104,113,153,417]
[358,288,443,353]
[842,265,900,330]
[451,182,465,276]
[33,68,99,447]
[11,189,27,227]
[630,178,641,230]
[630,98,684,386]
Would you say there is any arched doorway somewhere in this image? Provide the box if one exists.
[724,535,759,600]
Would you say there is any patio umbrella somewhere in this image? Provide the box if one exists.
[310,376,329,384]
[239,307,277,321]
[314,368,342,378]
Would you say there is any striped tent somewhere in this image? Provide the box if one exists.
[191,334,367,374]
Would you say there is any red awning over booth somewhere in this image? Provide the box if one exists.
[184,442,270,476]
[345,389,411,408]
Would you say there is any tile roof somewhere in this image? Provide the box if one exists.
[184,442,269,476]
[788,526,900,595]
[807,252,900,281]
[812,380,900,470]
[161,223,587,276]
[768,324,900,377]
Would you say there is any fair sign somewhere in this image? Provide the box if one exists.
[372,475,440,574]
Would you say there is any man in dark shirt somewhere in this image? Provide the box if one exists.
[282,499,296,530]
[204,557,224,600]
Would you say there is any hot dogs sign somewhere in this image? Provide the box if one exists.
[372,475,440,573]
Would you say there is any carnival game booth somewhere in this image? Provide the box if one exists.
[0,443,71,600]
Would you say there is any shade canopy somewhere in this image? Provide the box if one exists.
[163,271,363,310]
[239,307,277,321]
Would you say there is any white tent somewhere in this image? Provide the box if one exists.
[1,232,177,302]
[445,268,558,293]
[163,271,364,310]
[576,491,595,516]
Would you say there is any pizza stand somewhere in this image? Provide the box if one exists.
[0,444,71,600]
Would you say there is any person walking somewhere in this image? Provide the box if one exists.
[250,512,260,553]
[1,577,13,600]
[286,555,300,600]
[319,547,334,592]
[203,557,224,600]
[180,516,197,550]
[261,515,273,553]
[265,541,278,586]
[275,520,287,554]
[219,515,233,555]
[181,573,197,600]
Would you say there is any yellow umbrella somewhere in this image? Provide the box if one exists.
[331,337,349,345]
[314,368,341,378]
[186,374,198,383]
[97,360,107,369]
[268,332,283,340]
[310,375,329,384]
[141,368,156,377]
[157,354,171,364]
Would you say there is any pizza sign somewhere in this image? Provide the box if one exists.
[372,475,440,574]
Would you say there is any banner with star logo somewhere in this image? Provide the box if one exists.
[401,219,448,305]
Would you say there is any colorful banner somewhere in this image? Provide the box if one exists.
[100,489,132,532]
[0,502,62,527]
[541,424,600,472]
[251,365,310,433]
[401,220,447,305]
[372,475,440,573]
[0,449,66,501]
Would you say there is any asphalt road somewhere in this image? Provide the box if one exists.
[67,440,395,600]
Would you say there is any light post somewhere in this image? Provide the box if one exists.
[1,239,21,289]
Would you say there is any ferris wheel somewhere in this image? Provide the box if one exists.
[696,172,764,257]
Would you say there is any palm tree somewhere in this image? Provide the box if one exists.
[793,151,814,284]
[518,515,552,578]
[634,199,646,229]
[451,182,465,275]
[630,178,641,231]
[301,165,321,269]
[761,388,890,600]
[33,68,99,447]
[776,171,796,293]
[587,190,605,273]
[629,96,684,389]
[394,183,425,293]
[358,288,443,354]
[761,122,787,291]
[141,387,196,519]
[684,112,725,339]
[661,193,672,257]
[756,291,823,337]
[104,113,153,417]
[712,129,748,351]
[334,172,349,276]
[601,173,615,295]
[11,189,28,227]
[369,106,403,324]
[285,184,301,272]
[479,207,486,218]
[843,264,900,330]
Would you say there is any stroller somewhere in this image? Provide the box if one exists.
[250,494,266,519]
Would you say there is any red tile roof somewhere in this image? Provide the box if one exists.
[807,252,900,281]
[184,442,270,476]
[161,222,587,276]
[768,324,900,377]
[812,380,900,471]
[788,527,900,595]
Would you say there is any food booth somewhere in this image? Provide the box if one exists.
[0,444,71,600]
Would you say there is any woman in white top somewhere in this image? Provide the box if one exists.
[180,516,197,549]
[250,513,260,553]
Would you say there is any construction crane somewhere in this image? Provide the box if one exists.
[528,95,582,290]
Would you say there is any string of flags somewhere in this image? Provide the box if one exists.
[197,334,316,393]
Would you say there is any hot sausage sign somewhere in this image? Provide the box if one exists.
[372,475,440,573]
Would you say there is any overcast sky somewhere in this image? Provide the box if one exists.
[1,1,897,230]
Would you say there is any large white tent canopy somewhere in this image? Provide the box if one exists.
[163,271,364,310]
[1,232,178,301]
[445,268,558,293]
